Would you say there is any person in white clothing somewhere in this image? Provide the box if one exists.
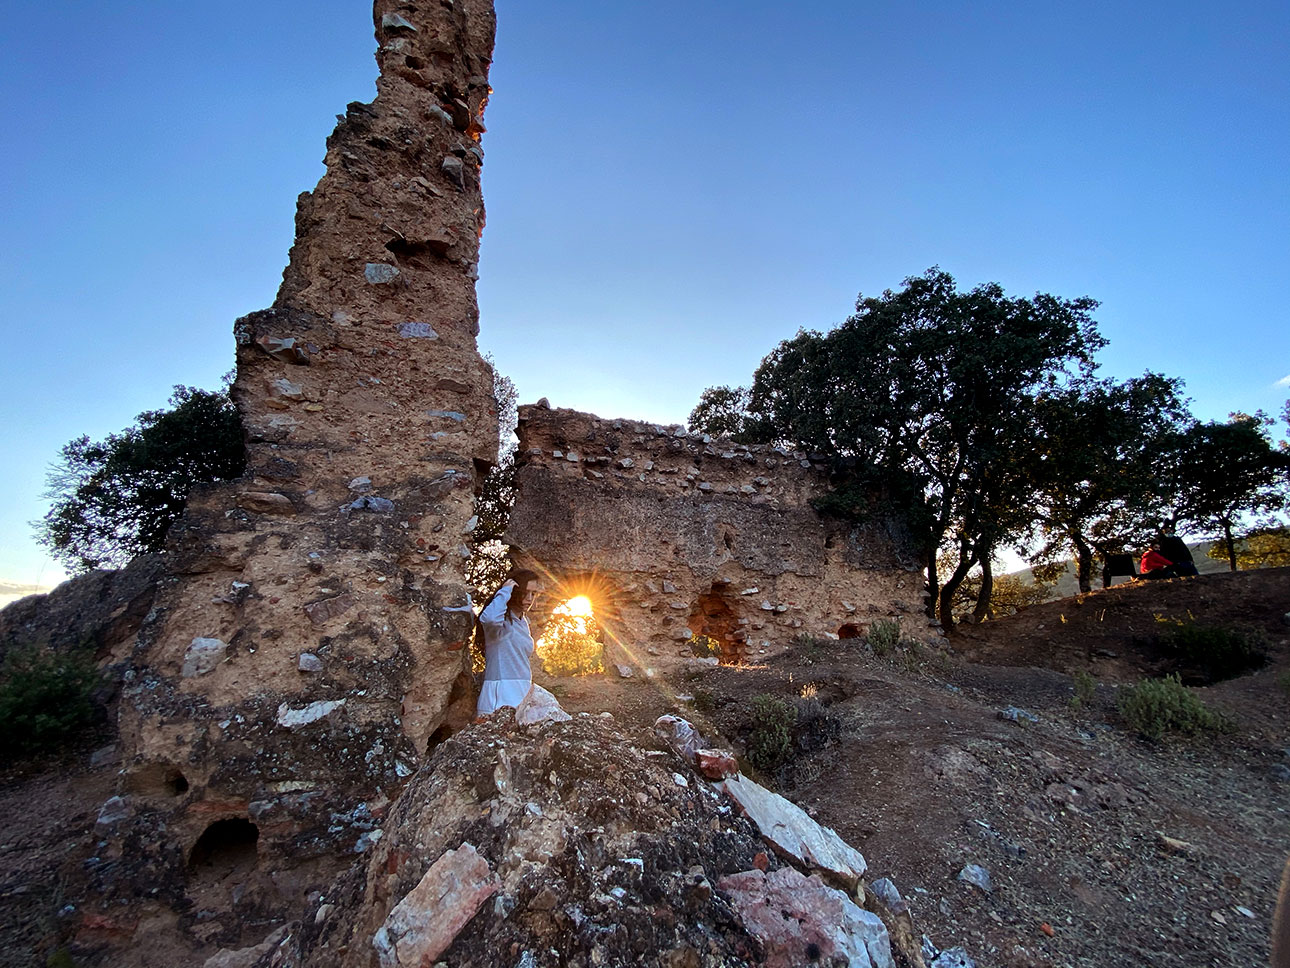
[475,568,542,716]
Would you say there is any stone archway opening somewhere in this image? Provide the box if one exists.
[536,593,605,677]
[188,817,259,883]
[688,585,744,665]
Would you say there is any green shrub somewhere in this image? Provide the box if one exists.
[1158,621,1266,684]
[1070,670,1097,710]
[688,688,718,715]
[0,645,102,762]
[1117,674,1229,741]
[687,633,722,659]
[866,619,901,657]
[745,694,795,774]
[1155,622,1264,681]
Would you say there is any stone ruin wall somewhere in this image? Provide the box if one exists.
[506,404,932,669]
[104,0,500,920]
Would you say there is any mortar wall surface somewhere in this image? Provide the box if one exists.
[506,405,932,669]
[105,1,500,930]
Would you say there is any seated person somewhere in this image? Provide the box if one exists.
[1158,532,1199,577]
[1140,542,1178,580]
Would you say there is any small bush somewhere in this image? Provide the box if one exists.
[1070,670,1097,710]
[536,614,604,677]
[792,632,829,651]
[867,619,901,657]
[1159,622,1266,683]
[1117,674,1229,741]
[793,692,841,753]
[0,645,102,762]
[745,694,795,774]
[687,633,721,659]
[688,687,718,715]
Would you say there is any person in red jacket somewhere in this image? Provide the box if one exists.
[1140,541,1177,580]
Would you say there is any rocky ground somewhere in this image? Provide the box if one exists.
[2,568,1287,967]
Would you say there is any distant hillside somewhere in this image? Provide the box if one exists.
[1008,540,1229,600]
[0,581,55,611]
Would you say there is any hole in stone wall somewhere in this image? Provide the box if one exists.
[126,762,192,800]
[188,818,259,879]
[427,723,454,752]
[837,623,863,639]
[689,587,742,665]
[385,236,450,269]
[404,55,426,70]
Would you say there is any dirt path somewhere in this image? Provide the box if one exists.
[552,569,1290,967]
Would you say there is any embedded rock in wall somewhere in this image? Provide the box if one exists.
[505,405,929,668]
[99,0,499,945]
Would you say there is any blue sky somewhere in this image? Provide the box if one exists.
[1,0,1287,587]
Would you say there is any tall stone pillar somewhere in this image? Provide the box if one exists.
[104,0,498,933]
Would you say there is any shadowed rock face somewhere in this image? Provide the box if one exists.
[100,0,500,936]
[505,405,930,669]
[283,714,775,968]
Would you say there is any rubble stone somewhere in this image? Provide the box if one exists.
[372,844,497,967]
[180,637,229,677]
[719,866,894,968]
[718,773,868,887]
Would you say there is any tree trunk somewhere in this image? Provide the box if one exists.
[938,543,977,630]
[1223,518,1237,571]
[972,555,994,624]
[925,544,940,620]
[1073,534,1093,594]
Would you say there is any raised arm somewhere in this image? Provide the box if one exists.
[480,583,514,628]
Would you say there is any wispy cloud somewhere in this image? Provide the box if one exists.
[1277,374,1290,387]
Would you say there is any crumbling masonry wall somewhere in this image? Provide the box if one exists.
[506,405,931,668]
[104,0,499,931]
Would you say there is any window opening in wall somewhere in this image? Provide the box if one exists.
[536,595,604,677]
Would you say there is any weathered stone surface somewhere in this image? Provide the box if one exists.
[397,321,438,339]
[235,491,296,514]
[0,553,162,666]
[298,652,324,673]
[363,262,400,284]
[957,863,992,894]
[303,592,356,625]
[277,698,346,729]
[203,927,288,968]
[506,406,929,668]
[108,0,501,939]
[372,843,497,967]
[514,684,571,726]
[654,714,705,761]
[719,866,894,968]
[282,715,775,968]
[718,773,868,887]
[181,637,229,677]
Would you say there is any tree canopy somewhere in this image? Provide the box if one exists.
[38,385,246,572]
[1025,373,1190,592]
[1161,413,1288,570]
[693,268,1105,626]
